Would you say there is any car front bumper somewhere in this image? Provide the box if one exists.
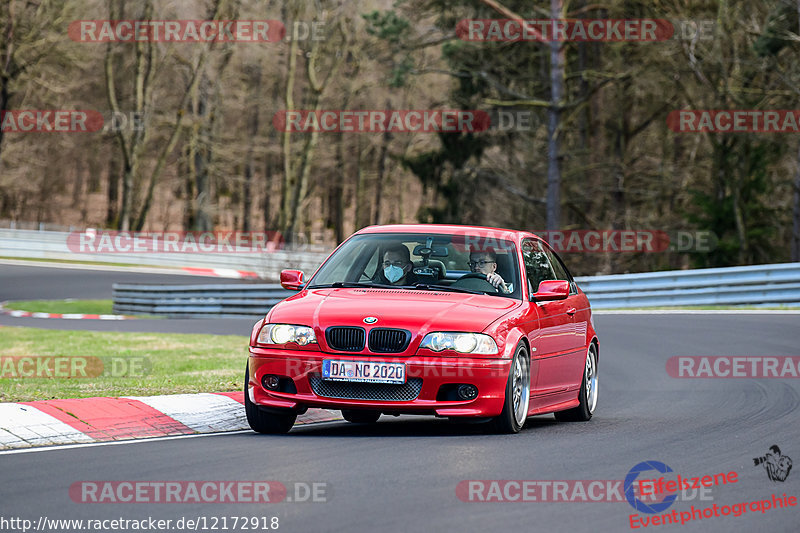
[248,348,512,418]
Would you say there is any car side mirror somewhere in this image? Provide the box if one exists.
[280,269,305,291]
[531,280,569,301]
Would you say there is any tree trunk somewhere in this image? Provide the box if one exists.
[72,158,84,209]
[793,0,800,261]
[546,0,565,231]
[263,156,272,231]
[181,145,194,230]
[373,100,392,225]
[87,156,102,194]
[193,73,212,232]
[242,65,262,233]
[331,134,345,243]
[105,156,120,227]
[354,136,369,230]
[0,0,16,158]
[278,27,299,239]
[119,163,134,230]
[793,144,800,261]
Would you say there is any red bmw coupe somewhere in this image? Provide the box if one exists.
[246,224,599,434]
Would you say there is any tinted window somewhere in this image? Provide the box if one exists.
[308,232,522,299]
[544,248,569,281]
[522,239,555,295]
[543,246,578,294]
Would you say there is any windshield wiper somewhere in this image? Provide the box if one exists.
[310,282,488,295]
[412,283,484,295]
[308,281,402,289]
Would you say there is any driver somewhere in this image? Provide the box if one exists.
[373,244,420,286]
[464,249,511,293]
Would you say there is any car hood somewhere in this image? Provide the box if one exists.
[268,287,520,341]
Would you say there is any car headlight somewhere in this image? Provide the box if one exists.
[419,332,498,354]
[258,324,317,346]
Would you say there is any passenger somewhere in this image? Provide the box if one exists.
[374,244,420,286]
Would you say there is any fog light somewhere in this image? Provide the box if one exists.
[457,384,478,400]
[262,375,280,390]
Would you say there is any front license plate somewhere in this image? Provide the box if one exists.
[322,360,406,384]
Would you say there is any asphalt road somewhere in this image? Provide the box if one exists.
[0,263,244,300]
[0,263,254,335]
[2,313,798,533]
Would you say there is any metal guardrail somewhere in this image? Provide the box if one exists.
[575,263,800,308]
[113,284,295,318]
[0,228,330,280]
[112,262,800,318]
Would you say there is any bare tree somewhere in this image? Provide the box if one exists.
[279,7,345,242]
[104,0,223,230]
[793,0,800,261]
[477,0,563,230]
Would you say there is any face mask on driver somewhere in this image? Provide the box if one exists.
[384,265,404,283]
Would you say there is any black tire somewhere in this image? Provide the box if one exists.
[490,343,530,434]
[555,343,598,422]
[341,410,381,424]
[244,363,296,434]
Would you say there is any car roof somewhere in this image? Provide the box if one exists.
[354,224,538,242]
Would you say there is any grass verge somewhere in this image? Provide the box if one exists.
[4,299,114,315]
[0,327,248,402]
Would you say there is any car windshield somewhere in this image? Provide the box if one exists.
[307,232,521,299]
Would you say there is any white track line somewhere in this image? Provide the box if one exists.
[0,421,346,456]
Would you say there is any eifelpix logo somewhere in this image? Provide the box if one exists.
[625,461,678,514]
[753,445,793,482]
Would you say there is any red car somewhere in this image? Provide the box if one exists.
[246,224,599,434]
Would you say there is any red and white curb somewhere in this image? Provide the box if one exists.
[0,302,131,320]
[1,310,130,320]
[0,258,262,279]
[0,392,341,449]
[182,267,259,279]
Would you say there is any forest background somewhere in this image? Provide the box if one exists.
[2,0,799,275]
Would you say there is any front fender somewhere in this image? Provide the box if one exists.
[249,318,266,347]
[497,327,527,359]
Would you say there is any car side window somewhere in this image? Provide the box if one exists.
[522,239,556,296]
[543,247,577,295]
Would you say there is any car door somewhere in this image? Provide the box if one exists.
[521,239,578,396]
[541,243,589,393]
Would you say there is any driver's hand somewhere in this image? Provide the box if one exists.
[486,272,505,288]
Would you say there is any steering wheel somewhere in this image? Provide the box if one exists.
[452,272,499,293]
